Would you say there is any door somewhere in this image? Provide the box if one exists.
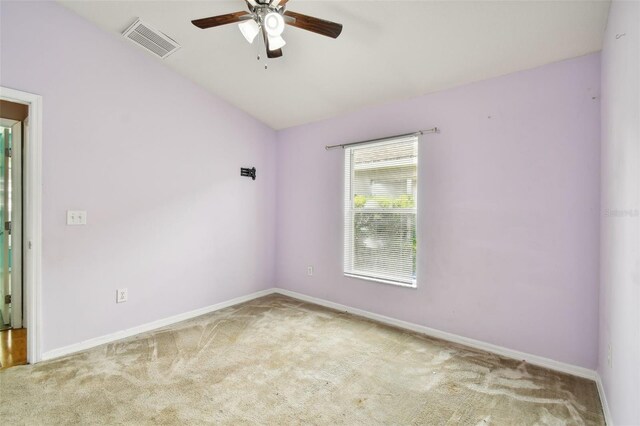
[0,121,22,330]
[0,126,10,329]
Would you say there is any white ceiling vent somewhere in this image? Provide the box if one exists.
[122,18,181,59]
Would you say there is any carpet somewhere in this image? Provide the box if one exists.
[0,294,604,424]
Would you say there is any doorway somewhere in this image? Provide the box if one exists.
[0,100,26,368]
[0,88,42,366]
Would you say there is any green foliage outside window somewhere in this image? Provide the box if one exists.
[353,194,415,208]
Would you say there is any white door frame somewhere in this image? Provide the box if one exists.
[11,119,24,329]
[0,86,43,363]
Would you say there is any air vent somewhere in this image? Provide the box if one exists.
[122,18,181,59]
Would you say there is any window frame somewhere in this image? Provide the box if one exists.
[343,136,419,289]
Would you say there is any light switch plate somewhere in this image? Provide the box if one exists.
[67,210,87,225]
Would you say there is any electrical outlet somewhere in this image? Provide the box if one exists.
[607,343,612,367]
[116,288,128,304]
[67,210,87,225]
[307,266,313,276]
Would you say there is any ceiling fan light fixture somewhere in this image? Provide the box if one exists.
[264,12,285,36]
[267,34,286,51]
[238,19,260,43]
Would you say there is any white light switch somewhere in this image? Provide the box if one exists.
[67,210,87,225]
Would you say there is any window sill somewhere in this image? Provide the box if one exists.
[344,273,417,289]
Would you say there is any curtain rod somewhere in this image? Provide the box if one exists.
[324,127,440,151]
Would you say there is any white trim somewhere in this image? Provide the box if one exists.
[41,286,599,384]
[596,373,613,425]
[0,118,19,127]
[273,288,598,380]
[344,272,416,289]
[10,120,23,329]
[0,87,43,364]
[41,289,276,361]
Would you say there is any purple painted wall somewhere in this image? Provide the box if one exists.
[276,53,601,369]
[0,0,607,375]
[599,0,640,423]
[0,1,277,353]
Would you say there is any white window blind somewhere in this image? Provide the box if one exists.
[344,135,418,287]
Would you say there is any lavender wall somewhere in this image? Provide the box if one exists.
[599,0,640,424]
[276,54,601,369]
[0,1,277,353]
[0,0,605,373]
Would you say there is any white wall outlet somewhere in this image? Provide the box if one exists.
[307,266,313,276]
[116,288,128,304]
[607,343,612,367]
[67,210,87,225]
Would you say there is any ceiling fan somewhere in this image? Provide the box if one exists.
[191,0,343,59]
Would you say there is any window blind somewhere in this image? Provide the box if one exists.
[344,135,418,287]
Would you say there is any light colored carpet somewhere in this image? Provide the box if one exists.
[0,294,604,425]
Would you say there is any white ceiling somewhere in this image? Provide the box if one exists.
[59,0,610,129]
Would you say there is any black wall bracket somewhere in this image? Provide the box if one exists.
[241,167,256,180]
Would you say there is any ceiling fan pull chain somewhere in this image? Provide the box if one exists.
[255,32,263,67]
[255,31,268,70]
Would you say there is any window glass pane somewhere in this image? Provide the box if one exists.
[353,211,416,279]
[344,137,418,285]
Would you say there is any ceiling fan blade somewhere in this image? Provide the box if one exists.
[283,11,342,39]
[267,48,283,58]
[271,0,290,7]
[191,11,251,29]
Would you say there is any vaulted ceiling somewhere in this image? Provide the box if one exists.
[59,0,610,129]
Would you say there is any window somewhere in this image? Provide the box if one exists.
[343,136,418,287]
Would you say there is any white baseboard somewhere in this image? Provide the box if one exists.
[596,373,613,425]
[41,288,277,361]
[41,286,598,385]
[39,286,610,422]
[273,288,598,381]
